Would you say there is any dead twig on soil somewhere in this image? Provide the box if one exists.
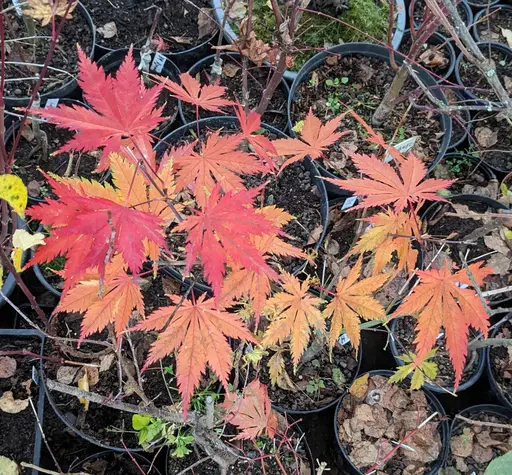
[455,414,512,431]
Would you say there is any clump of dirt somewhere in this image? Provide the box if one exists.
[83,0,216,51]
[337,374,444,474]
[448,408,512,473]
[393,315,481,389]
[291,54,444,177]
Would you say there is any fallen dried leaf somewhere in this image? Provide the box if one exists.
[306,224,323,245]
[0,391,29,414]
[97,21,117,39]
[223,62,241,78]
[349,373,369,399]
[419,48,449,69]
[0,357,17,379]
[501,27,512,48]
[451,427,474,458]
[0,456,20,475]
[475,126,498,149]
[198,8,216,39]
[56,365,80,385]
[99,353,115,373]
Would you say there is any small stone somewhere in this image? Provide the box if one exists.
[14,89,22,96]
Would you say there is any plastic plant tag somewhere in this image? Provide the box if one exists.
[45,99,60,109]
[384,136,418,163]
[151,53,167,73]
[338,333,351,345]
[456,282,469,289]
[341,196,358,211]
[12,0,23,15]
[31,365,39,385]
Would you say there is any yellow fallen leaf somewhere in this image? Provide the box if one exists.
[10,229,45,272]
[24,0,78,26]
[78,371,90,411]
[0,175,27,217]
[349,373,369,399]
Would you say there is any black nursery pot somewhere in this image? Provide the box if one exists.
[467,0,501,10]
[0,329,46,475]
[181,52,290,129]
[154,116,330,294]
[446,91,472,151]
[455,42,512,103]
[473,5,512,44]
[6,99,111,205]
[388,317,486,394]
[400,30,457,83]
[486,316,512,411]
[4,3,96,108]
[287,43,452,199]
[410,0,474,31]
[333,370,450,475]
[70,450,163,475]
[95,48,181,138]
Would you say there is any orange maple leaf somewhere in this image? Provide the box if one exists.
[135,294,257,417]
[156,72,234,113]
[324,152,454,213]
[392,262,494,389]
[261,273,324,367]
[324,258,389,353]
[273,109,347,170]
[349,209,419,275]
[222,380,278,440]
[173,130,266,208]
[56,259,144,339]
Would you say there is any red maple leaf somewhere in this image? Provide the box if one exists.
[222,380,278,440]
[28,173,166,290]
[175,185,280,298]
[134,294,257,417]
[234,102,277,171]
[27,47,164,170]
[272,109,347,169]
[392,262,493,389]
[324,150,454,213]
[173,130,265,208]
[156,72,234,113]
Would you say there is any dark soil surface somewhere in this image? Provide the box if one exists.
[83,0,215,51]
[413,0,469,34]
[74,452,161,475]
[4,8,93,98]
[182,57,288,130]
[291,55,444,177]
[0,336,41,474]
[458,48,511,103]
[433,155,491,196]
[424,200,512,303]
[476,7,512,46]
[394,315,481,389]
[471,112,512,172]
[259,342,359,412]
[489,319,512,407]
[39,257,65,292]
[167,427,311,474]
[400,36,452,78]
[8,124,106,201]
[448,409,512,474]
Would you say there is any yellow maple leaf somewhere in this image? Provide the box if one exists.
[0,175,28,217]
[389,349,438,390]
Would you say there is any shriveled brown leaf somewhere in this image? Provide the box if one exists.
[198,8,216,39]
[475,126,498,149]
[99,353,115,373]
[222,62,241,78]
[24,0,77,26]
[0,357,17,379]
[97,21,117,39]
[306,224,323,245]
[419,48,449,69]
[0,391,29,414]
[451,427,474,458]
[56,365,80,385]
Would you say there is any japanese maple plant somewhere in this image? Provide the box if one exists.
[0,28,499,475]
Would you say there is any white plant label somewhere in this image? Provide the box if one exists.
[384,136,419,163]
[338,334,351,345]
[32,365,39,385]
[12,0,23,16]
[341,196,358,210]
[45,99,60,109]
[456,282,469,289]
[151,53,167,73]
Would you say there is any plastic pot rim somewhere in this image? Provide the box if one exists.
[69,450,163,474]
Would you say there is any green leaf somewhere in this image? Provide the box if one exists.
[485,450,512,475]
[332,367,346,388]
[138,427,148,445]
[341,77,349,84]
[172,445,192,458]
[132,414,151,430]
